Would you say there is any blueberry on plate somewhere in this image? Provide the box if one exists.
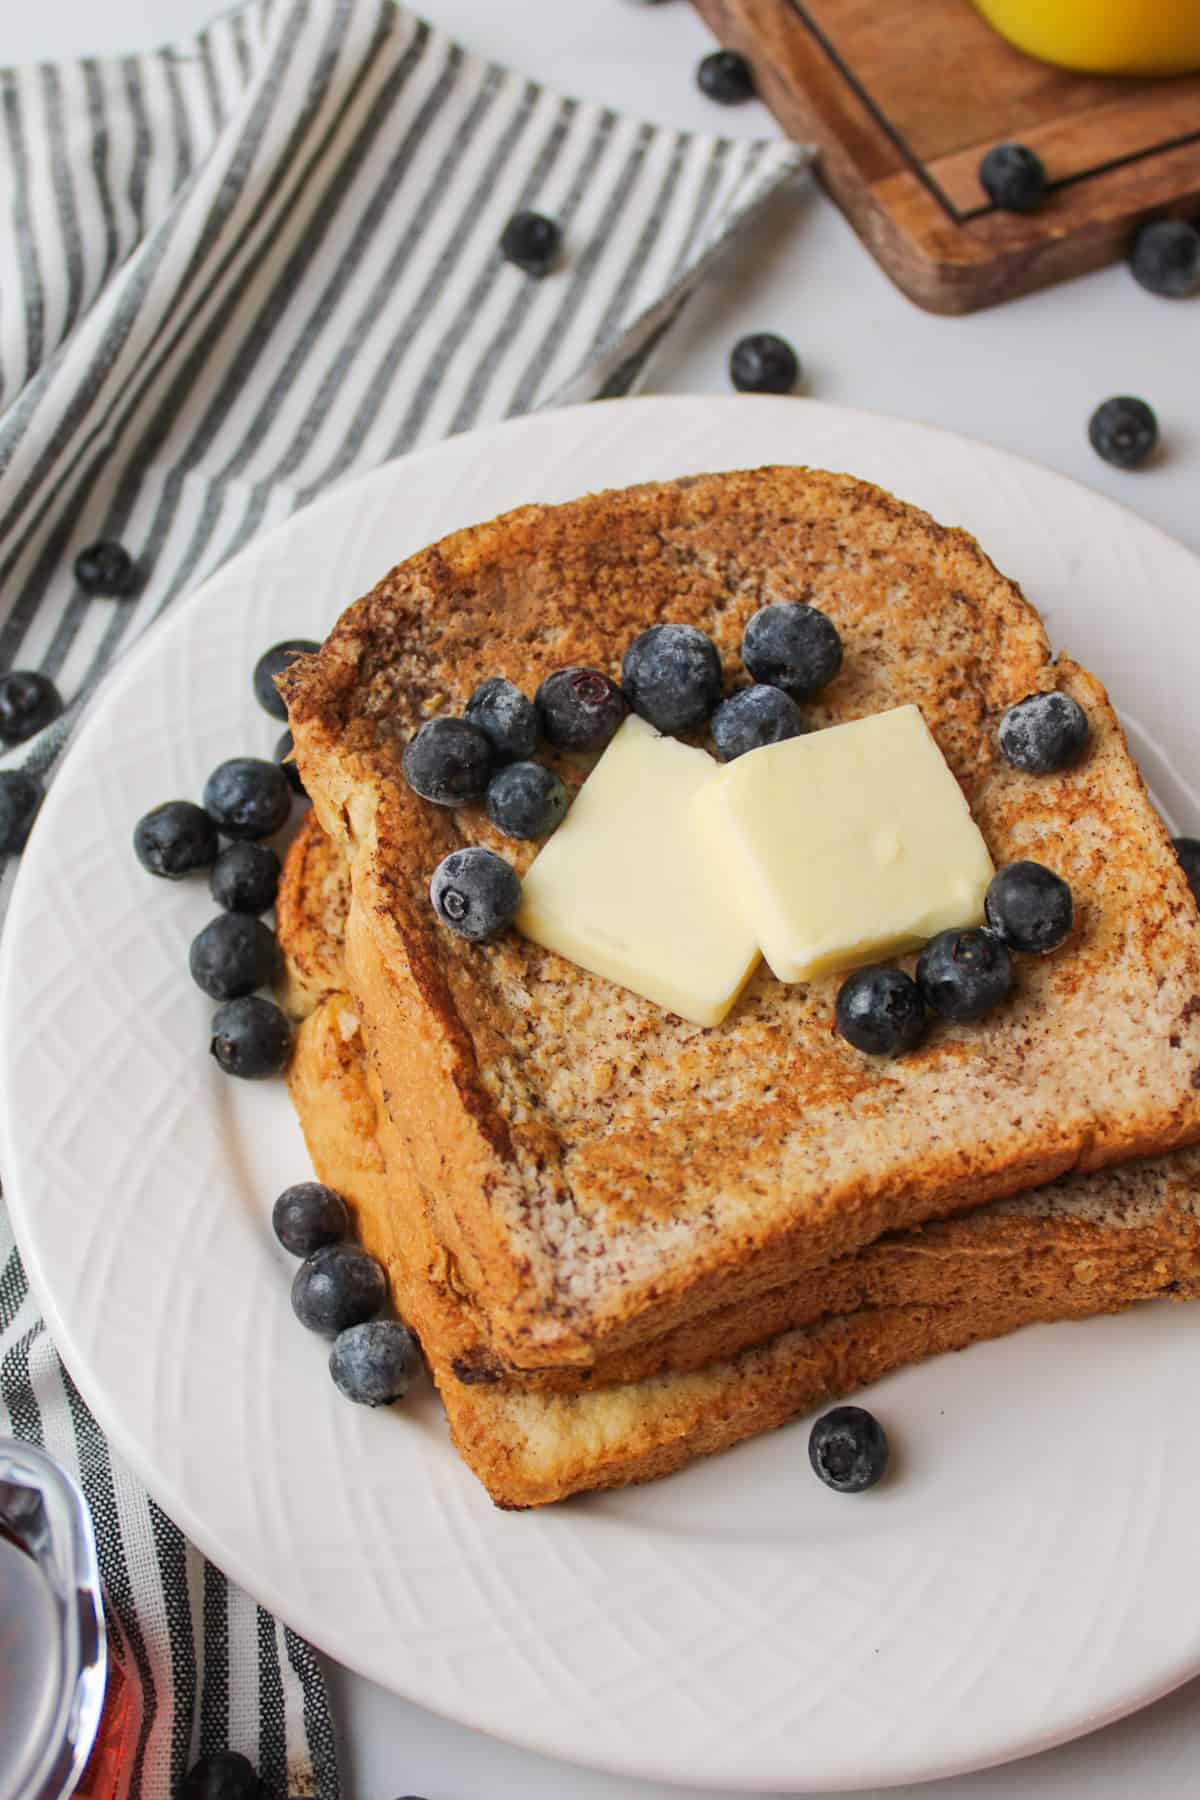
[711,684,803,761]
[1088,395,1159,469]
[486,761,569,839]
[210,841,281,914]
[536,667,627,752]
[1173,836,1200,907]
[74,540,140,599]
[464,677,539,763]
[985,861,1073,954]
[329,1319,422,1405]
[998,690,1089,774]
[252,639,319,721]
[978,142,1046,212]
[0,671,62,744]
[209,995,292,1079]
[274,729,307,797]
[179,1750,262,1800]
[621,623,723,735]
[203,757,292,840]
[809,1405,889,1493]
[291,1242,387,1337]
[741,601,842,702]
[430,846,521,941]
[916,926,1013,1022]
[834,965,926,1056]
[189,913,280,1001]
[402,718,493,806]
[0,772,43,857]
[1130,218,1200,298]
[133,800,219,878]
[696,48,755,104]
[729,332,799,396]
[272,1181,350,1256]
[500,210,562,276]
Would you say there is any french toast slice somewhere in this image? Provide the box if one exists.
[281,468,1200,1373]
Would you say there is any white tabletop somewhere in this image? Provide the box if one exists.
[12,2,1200,1795]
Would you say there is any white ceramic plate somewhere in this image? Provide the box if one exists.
[4,396,1200,1795]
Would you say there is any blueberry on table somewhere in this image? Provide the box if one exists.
[696,48,755,104]
[74,540,140,599]
[274,729,307,797]
[711,684,803,761]
[741,601,842,702]
[203,757,292,840]
[273,1182,350,1257]
[997,690,1089,774]
[329,1319,422,1405]
[1173,837,1200,907]
[133,799,219,878]
[809,1406,889,1493]
[1088,395,1159,469]
[464,677,539,763]
[978,142,1046,212]
[431,847,521,942]
[189,913,280,1000]
[0,671,62,744]
[916,927,1013,1023]
[621,623,723,735]
[209,995,292,1079]
[835,966,927,1057]
[402,718,493,806]
[486,761,569,840]
[500,210,562,277]
[985,861,1073,954]
[536,667,627,752]
[179,1750,262,1800]
[1130,218,1200,298]
[210,841,281,914]
[729,332,799,396]
[291,1242,387,1337]
[0,772,43,857]
[252,639,319,720]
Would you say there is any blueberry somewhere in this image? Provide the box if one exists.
[329,1319,421,1406]
[536,668,627,752]
[1173,836,1200,906]
[74,540,139,599]
[486,761,568,839]
[253,639,319,721]
[464,677,539,763]
[978,142,1046,212]
[741,601,842,701]
[835,966,926,1057]
[133,800,219,878]
[0,671,62,744]
[402,718,492,806]
[697,48,755,104]
[430,847,521,941]
[272,1181,350,1256]
[203,757,292,840]
[1130,218,1200,298]
[729,333,799,396]
[209,842,281,915]
[808,1405,889,1494]
[209,995,291,1079]
[189,913,280,1001]
[985,861,1073,954]
[500,210,562,277]
[916,927,1013,1022]
[1088,395,1158,469]
[179,1750,262,1800]
[291,1242,387,1337]
[274,729,307,797]
[711,684,803,761]
[0,772,42,856]
[998,691,1089,774]
[621,624,722,735]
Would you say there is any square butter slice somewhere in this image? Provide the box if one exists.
[697,704,995,983]
[516,715,760,1027]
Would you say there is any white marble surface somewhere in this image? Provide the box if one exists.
[12,2,1200,1795]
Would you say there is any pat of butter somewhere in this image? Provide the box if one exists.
[516,715,760,1027]
[697,704,994,982]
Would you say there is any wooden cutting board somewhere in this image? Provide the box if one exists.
[689,0,1200,313]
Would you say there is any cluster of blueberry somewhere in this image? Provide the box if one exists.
[404,600,845,942]
[131,640,317,1080]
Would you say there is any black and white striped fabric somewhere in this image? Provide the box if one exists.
[0,1,807,1792]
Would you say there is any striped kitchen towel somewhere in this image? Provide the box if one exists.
[0,1,808,1794]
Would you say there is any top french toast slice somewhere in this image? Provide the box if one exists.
[281,467,1200,1371]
